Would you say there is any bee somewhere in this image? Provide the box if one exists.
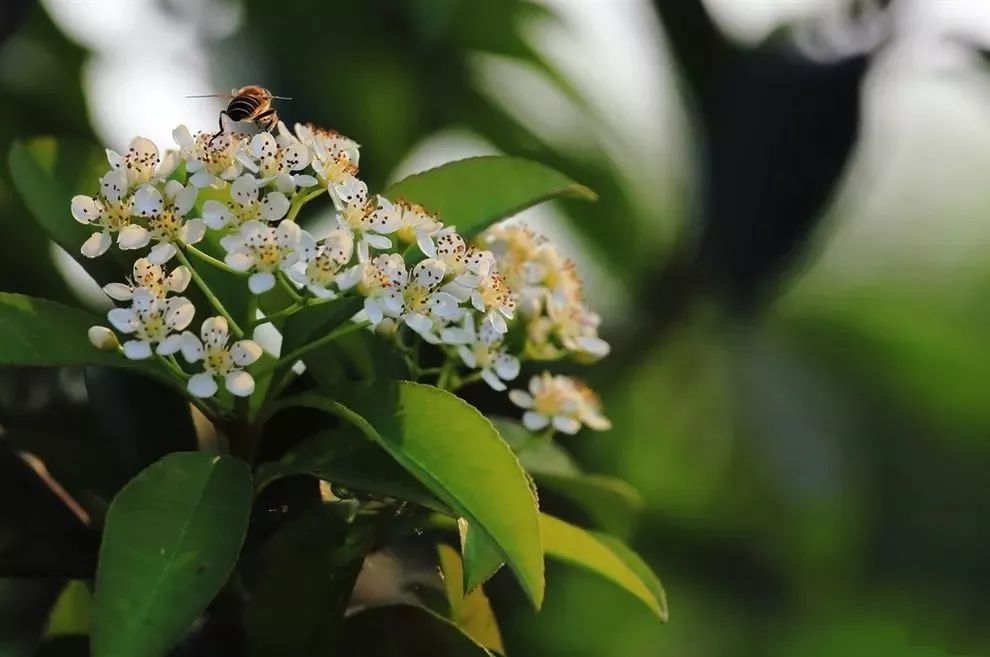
[187,85,291,144]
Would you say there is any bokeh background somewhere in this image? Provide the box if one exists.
[2,0,989,655]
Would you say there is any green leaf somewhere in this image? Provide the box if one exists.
[45,581,92,638]
[540,514,667,620]
[341,604,494,656]
[384,155,596,238]
[536,473,642,539]
[460,519,507,595]
[0,292,150,372]
[264,428,447,511]
[279,296,364,357]
[437,544,505,655]
[8,138,127,285]
[91,452,253,657]
[270,383,545,607]
[492,416,580,477]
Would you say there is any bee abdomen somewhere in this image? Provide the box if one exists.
[227,96,261,121]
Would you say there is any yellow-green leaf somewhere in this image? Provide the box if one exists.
[437,544,505,655]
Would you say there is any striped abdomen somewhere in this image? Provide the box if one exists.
[226,94,263,121]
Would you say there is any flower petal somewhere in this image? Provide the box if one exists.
[148,242,178,265]
[260,192,290,221]
[173,184,198,216]
[133,185,164,217]
[248,271,276,294]
[81,231,112,258]
[117,224,151,250]
[203,200,234,230]
[225,251,254,272]
[494,353,520,381]
[122,340,153,360]
[167,266,191,293]
[230,339,263,366]
[553,415,582,435]
[107,308,139,333]
[231,174,259,206]
[481,368,507,391]
[180,331,204,362]
[508,390,533,409]
[224,370,255,397]
[70,195,101,224]
[103,282,133,301]
[157,334,183,356]
[165,297,196,330]
[188,372,218,398]
[200,316,229,348]
[522,411,550,431]
[100,170,128,202]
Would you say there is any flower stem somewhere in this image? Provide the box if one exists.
[175,249,245,338]
[256,320,371,379]
[285,186,327,223]
[186,244,244,275]
[277,272,304,302]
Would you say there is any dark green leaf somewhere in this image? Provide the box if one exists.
[541,514,667,620]
[341,604,494,656]
[384,156,595,238]
[270,383,545,607]
[91,452,253,657]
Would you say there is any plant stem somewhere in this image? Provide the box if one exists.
[255,320,371,379]
[277,272,304,302]
[156,354,213,418]
[175,249,245,338]
[186,244,244,275]
[285,186,327,222]
[448,370,483,392]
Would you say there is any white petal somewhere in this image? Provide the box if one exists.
[189,171,215,188]
[88,326,119,351]
[173,124,194,150]
[250,132,277,158]
[260,192,290,221]
[179,218,206,245]
[274,173,295,195]
[107,308,139,333]
[117,224,151,250]
[297,229,317,262]
[102,283,133,301]
[165,297,196,330]
[416,232,437,258]
[105,148,123,170]
[522,411,550,431]
[188,372,218,398]
[430,292,460,319]
[456,345,477,368]
[202,200,233,230]
[81,231,112,258]
[231,174,259,206]
[508,390,533,409]
[200,316,229,347]
[293,174,318,188]
[133,185,164,217]
[231,339,263,366]
[404,313,433,334]
[481,368,507,391]
[180,331,204,362]
[488,311,508,334]
[173,185,198,216]
[70,196,100,224]
[364,233,392,250]
[248,271,276,294]
[276,219,300,246]
[576,336,611,358]
[159,150,180,178]
[363,297,383,324]
[100,170,128,202]
[166,266,191,293]
[413,259,446,287]
[122,340,153,360]
[156,334,183,355]
[283,143,310,170]
[224,370,255,397]
[553,415,582,435]
[494,354,520,381]
[333,176,368,209]
[148,242,178,265]
[225,251,254,272]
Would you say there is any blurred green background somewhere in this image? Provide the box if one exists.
[2,0,989,655]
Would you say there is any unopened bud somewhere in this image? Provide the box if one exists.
[88,326,120,351]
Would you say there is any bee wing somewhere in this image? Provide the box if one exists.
[185,93,235,99]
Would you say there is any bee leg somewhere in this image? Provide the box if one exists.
[208,110,229,145]
[255,109,278,133]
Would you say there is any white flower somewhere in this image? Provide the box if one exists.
[332,177,400,261]
[288,228,354,298]
[203,174,290,230]
[381,258,460,338]
[435,230,493,290]
[121,181,205,263]
[180,316,262,398]
[550,302,610,360]
[173,125,254,188]
[88,326,120,351]
[106,288,195,360]
[451,266,514,334]
[441,314,520,391]
[508,372,611,434]
[394,200,443,257]
[289,122,360,192]
[103,258,190,302]
[105,136,176,189]
[220,219,301,294]
[250,132,317,195]
[337,253,405,325]
[71,170,134,258]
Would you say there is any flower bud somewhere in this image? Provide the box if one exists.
[88,326,120,351]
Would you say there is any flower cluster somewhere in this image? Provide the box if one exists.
[79,115,611,434]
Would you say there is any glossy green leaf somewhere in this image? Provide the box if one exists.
[342,604,494,656]
[92,452,253,657]
[8,138,127,285]
[541,514,667,620]
[0,293,152,373]
[437,544,505,654]
[271,383,545,607]
[264,428,447,511]
[536,473,642,539]
[384,155,596,238]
